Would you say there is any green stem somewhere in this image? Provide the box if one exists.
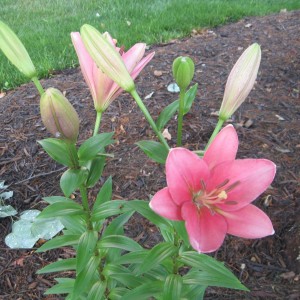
[93,111,102,136]
[31,76,44,96]
[176,89,186,146]
[205,118,225,150]
[79,185,93,230]
[66,142,79,169]
[130,89,170,151]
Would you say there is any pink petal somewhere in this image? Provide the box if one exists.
[203,125,238,169]
[223,204,274,238]
[208,159,276,211]
[71,32,97,100]
[149,187,183,221]
[181,202,227,253]
[122,43,146,73]
[131,52,155,80]
[166,148,210,206]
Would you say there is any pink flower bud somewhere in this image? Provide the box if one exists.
[40,88,79,142]
[219,43,261,120]
[80,24,135,93]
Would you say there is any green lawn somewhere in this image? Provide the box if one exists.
[1,0,299,90]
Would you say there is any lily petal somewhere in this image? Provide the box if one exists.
[166,148,209,206]
[209,159,276,211]
[131,52,155,80]
[203,125,238,169]
[182,202,227,253]
[122,43,146,73]
[149,187,183,221]
[224,204,274,238]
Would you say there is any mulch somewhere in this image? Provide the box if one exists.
[0,10,299,299]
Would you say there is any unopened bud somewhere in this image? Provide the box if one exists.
[80,24,135,92]
[172,56,195,90]
[0,21,36,78]
[219,43,261,121]
[40,88,79,142]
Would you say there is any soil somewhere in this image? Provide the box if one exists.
[0,10,300,300]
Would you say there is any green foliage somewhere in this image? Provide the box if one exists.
[38,138,74,167]
[37,258,76,274]
[163,274,183,300]
[135,140,168,164]
[60,168,88,197]
[78,132,114,162]
[36,234,80,252]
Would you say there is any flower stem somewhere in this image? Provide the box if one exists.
[79,185,93,230]
[130,89,170,151]
[31,76,44,96]
[205,118,224,150]
[93,111,102,136]
[176,89,186,146]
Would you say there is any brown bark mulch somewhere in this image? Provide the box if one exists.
[0,10,299,299]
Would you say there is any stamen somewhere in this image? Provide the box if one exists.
[215,179,230,189]
[225,181,240,193]
[224,200,238,205]
[200,179,206,191]
[217,191,228,199]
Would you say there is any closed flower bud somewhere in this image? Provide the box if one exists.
[219,43,261,121]
[40,88,79,142]
[172,56,195,90]
[0,21,36,78]
[80,24,135,92]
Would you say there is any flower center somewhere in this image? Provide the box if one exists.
[192,179,240,212]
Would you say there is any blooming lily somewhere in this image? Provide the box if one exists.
[71,31,154,112]
[219,43,261,121]
[150,125,276,253]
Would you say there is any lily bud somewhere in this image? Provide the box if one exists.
[172,56,195,90]
[0,21,36,78]
[219,43,261,121]
[40,88,79,142]
[80,24,135,92]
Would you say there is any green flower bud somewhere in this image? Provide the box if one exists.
[172,56,195,90]
[0,21,36,78]
[40,88,79,142]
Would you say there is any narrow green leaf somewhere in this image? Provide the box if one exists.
[93,176,112,210]
[114,250,148,265]
[180,252,248,291]
[163,274,183,300]
[126,200,171,229]
[136,242,177,275]
[103,211,134,237]
[98,235,143,252]
[36,202,85,219]
[78,132,114,161]
[135,140,168,164]
[36,234,80,252]
[181,283,206,299]
[37,258,76,274]
[38,138,73,167]
[103,264,145,289]
[59,215,87,234]
[86,156,106,187]
[60,168,88,197]
[183,83,198,115]
[108,287,129,300]
[44,278,75,295]
[42,196,75,204]
[87,281,106,300]
[77,230,98,273]
[160,227,175,243]
[73,255,101,296]
[171,220,190,246]
[91,200,132,221]
[156,100,179,130]
[121,281,164,300]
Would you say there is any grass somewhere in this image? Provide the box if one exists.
[0,0,299,90]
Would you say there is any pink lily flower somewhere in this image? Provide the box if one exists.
[71,31,154,112]
[150,125,276,253]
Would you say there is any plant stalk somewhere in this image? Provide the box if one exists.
[205,118,224,150]
[130,89,170,151]
[31,76,44,96]
[93,111,102,136]
[176,89,186,146]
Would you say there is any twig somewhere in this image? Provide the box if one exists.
[13,167,66,185]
